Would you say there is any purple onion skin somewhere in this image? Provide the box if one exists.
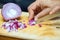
[29,19,36,26]
[2,19,27,32]
[2,3,22,21]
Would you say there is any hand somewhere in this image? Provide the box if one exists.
[28,0,60,21]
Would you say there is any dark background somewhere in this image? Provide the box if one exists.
[0,0,35,11]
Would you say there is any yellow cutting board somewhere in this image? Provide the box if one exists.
[0,10,60,40]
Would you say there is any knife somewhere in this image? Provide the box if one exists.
[40,19,60,25]
[36,11,60,24]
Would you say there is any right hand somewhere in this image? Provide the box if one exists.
[28,0,60,21]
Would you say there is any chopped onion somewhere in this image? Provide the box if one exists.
[19,23,27,29]
[2,19,27,32]
[38,24,42,27]
[29,19,36,26]
[2,3,22,21]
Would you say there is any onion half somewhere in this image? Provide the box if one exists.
[2,3,22,21]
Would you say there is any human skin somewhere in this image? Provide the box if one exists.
[28,0,60,21]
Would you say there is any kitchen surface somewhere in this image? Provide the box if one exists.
[0,12,60,40]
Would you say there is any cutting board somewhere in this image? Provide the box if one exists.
[0,9,60,40]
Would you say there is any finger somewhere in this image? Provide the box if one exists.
[34,8,51,21]
[49,6,60,14]
[28,2,37,20]
[28,9,34,20]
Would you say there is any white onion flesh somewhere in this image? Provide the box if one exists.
[2,3,22,21]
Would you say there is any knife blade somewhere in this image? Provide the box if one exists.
[36,11,60,24]
[40,19,60,25]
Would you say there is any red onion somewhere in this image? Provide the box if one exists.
[2,19,27,32]
[38,24,42,27]
[29,19,42,27]
[29,19,36,26]
[2,3,22,21]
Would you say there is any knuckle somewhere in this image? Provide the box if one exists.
[28,7,30,10]
[28,6,31,10]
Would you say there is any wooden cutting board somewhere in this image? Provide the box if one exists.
[0,9,60,40]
